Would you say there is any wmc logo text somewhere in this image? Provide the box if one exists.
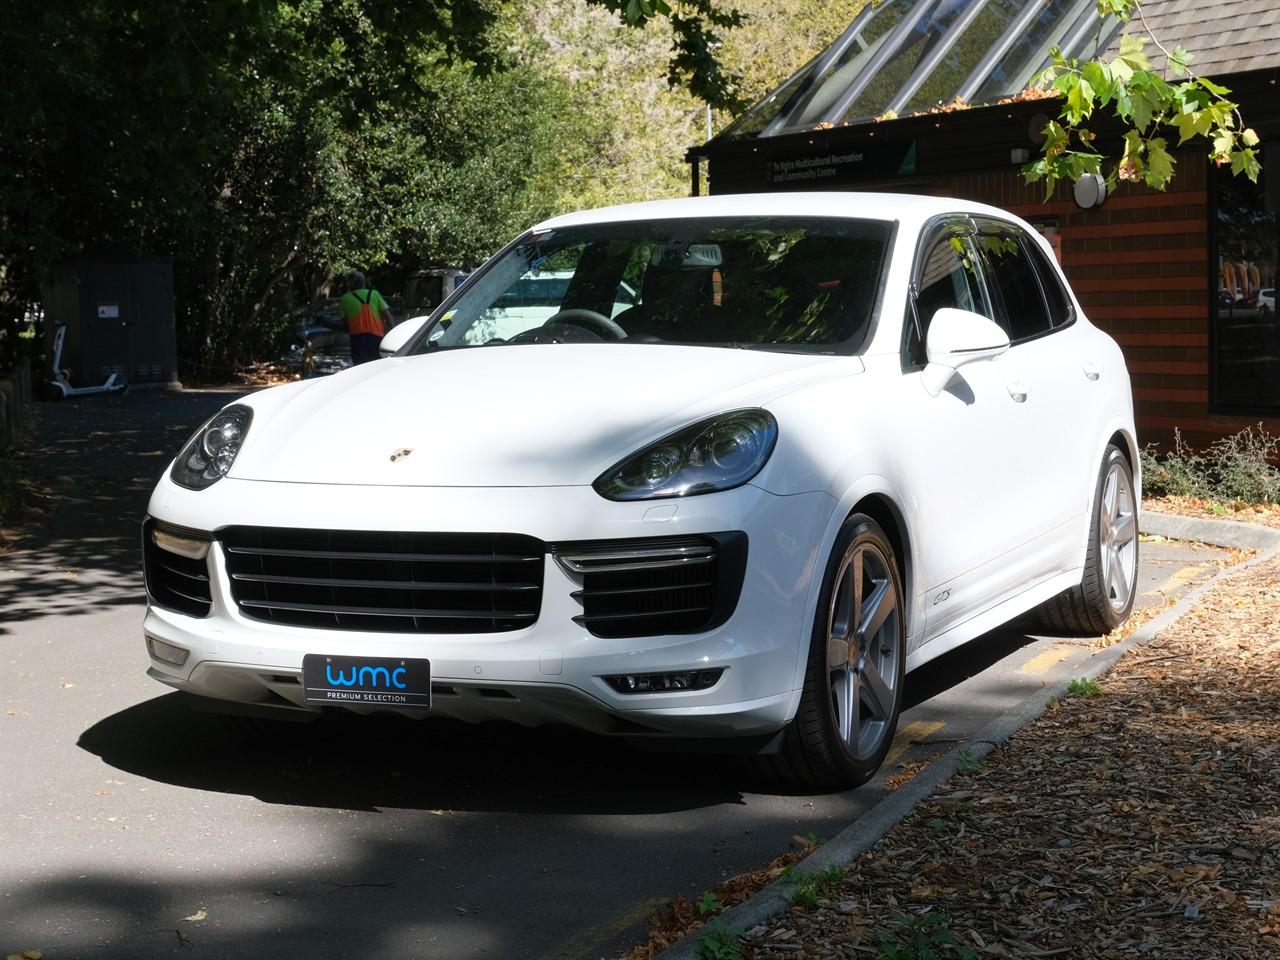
[326,663,409,689]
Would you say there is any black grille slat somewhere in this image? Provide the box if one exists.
[559,534,746,639]
[237,598,538,620]
[224,546,540,563]
[143,520,213,618]
[230,573,538,592]
[571,580,713,600]
[220,527,544,634]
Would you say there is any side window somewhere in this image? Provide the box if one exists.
[905,223,989,368]
[975,224,1053,342]
[1024,238,1075,328]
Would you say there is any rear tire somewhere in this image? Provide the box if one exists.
[1034,444,1139,635]
[753,514,906,789]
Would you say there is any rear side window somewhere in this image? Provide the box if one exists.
[905,222,990,367]
[977,228,1052,342]
[1025,239,1075,327]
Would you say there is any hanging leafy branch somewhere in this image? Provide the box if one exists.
[590,0,746,109]
[1023,0,1260,198]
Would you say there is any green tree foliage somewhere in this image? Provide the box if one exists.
[1,0,744,370]
[1024,0,1259,196]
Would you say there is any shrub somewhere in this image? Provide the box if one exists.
[1141,425,1280,504]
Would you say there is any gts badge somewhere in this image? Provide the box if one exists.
[932,588,952,606]
[389,448,413,463]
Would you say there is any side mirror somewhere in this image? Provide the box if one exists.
[379,314,433,358]
[921,307,1010,397]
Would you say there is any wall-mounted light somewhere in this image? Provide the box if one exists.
[1073,173,1107,210]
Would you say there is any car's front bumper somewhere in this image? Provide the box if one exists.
[143,477,835,739]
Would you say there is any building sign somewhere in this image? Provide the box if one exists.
[97,303,120,319]
[764,141,917,189]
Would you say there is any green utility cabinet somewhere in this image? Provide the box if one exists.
[41,256,179,387]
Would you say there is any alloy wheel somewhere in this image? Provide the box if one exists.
[1099,458,1138,614]
[826,540,901,762]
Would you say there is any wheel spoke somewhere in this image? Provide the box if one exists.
[1102,470,1118,520]
[850,548,864,624]
[1110,511,1135,545]
[857,577,896,642]
[859,657,893,721]
[833,668,856,745]
[1108,548,1131,603]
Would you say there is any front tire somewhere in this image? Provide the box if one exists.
[1035,444,1139,635]
[757,514,906,788]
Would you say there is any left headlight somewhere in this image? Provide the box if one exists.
[594,409,778,501]
[170,404,253,490]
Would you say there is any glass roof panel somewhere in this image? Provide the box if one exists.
[969,0,1095,103]
[718,54,821,140]
[899,0,1025,114]
[778,0,916,132]
[833,0,974,123]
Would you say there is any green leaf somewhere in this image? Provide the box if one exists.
[1230,148,1261,181]
[1172,109,1211,145]
[1168,44,1193,76]
[1065,77,1096,124]
[1242,127,1260,147]
[1081,60,1114,106]
[1145,137,1174,188]
[1198,76,1231,96]
[1116,33,1150,73]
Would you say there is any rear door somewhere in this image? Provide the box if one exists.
[973,219,1095,574]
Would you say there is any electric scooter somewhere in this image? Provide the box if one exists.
[47,323,128,399]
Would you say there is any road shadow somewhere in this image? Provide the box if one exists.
[78,691,752,816]
[902,625,1042,710]
[0,390,243,632]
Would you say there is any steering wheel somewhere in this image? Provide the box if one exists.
[543,308,627,341]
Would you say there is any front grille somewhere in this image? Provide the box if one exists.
[555,533,747,639]
[220,527,544,633]
[143,519,212,617]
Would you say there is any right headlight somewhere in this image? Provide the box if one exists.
[594,409,778,501]
[170,404,253,490]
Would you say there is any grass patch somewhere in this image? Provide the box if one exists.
[1067,676,1102,697]
[790,864,844,908]
[695,921,744,960]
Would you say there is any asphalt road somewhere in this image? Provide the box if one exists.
[0,390,1229,960]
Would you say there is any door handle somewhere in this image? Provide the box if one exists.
[1083,361,1103,381]
[1007,381,1030,403]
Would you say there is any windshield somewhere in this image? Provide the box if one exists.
[408,216,894,354]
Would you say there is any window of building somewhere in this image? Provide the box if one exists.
[1214,142,1279,412]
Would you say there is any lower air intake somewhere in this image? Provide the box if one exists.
[554,532,747,639]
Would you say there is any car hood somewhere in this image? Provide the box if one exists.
[229,345,856,487]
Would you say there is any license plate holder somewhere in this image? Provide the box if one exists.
[301,654,431,709]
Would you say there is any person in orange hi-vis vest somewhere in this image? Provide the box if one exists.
[339,270,393,365]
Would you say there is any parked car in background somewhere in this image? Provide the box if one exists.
[142,193,1138,788]
[1260,287,1274,318]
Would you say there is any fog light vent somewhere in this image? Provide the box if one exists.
[146,636,190,667]
[603,669,723,695]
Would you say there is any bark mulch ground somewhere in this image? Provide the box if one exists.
[627,552,1280,960]
[1144,495,1280,530]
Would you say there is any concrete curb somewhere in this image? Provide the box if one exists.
[1141,511,1280,550]
[652,515,1280,960]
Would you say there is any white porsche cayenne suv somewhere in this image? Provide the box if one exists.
[142,193,1138,788]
